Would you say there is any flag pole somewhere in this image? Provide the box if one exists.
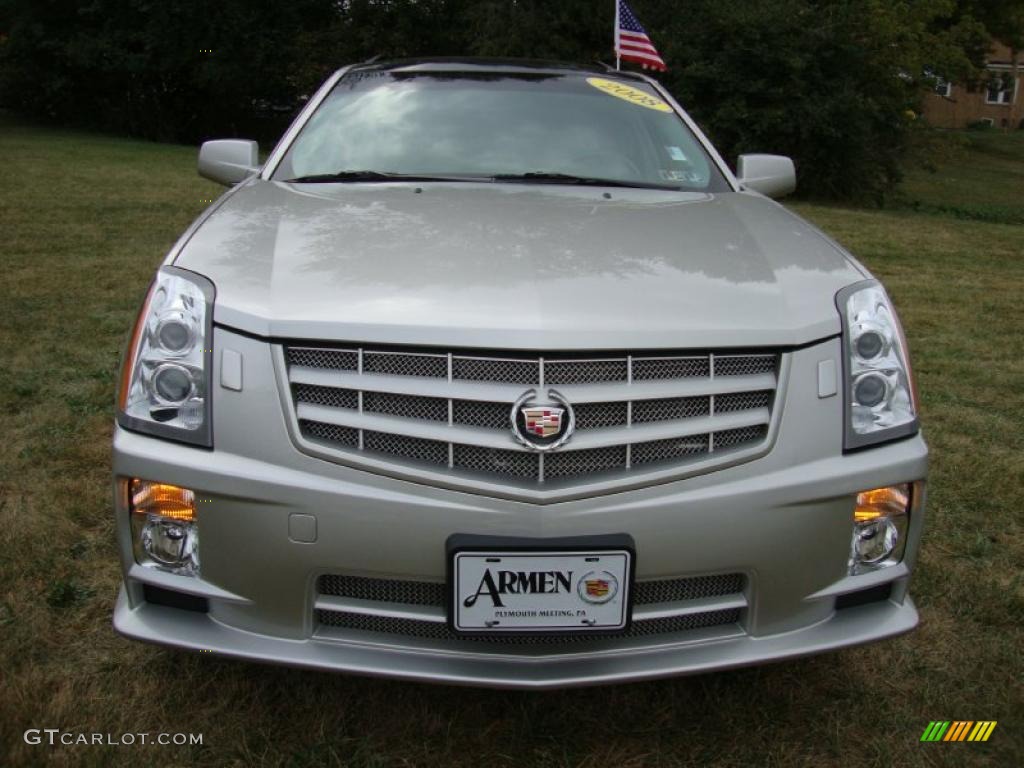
[614,0,620,70]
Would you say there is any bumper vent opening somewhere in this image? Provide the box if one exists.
[835,583,893,610]
[143,584,209,613]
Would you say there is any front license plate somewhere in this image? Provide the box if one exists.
[452,550,631,633]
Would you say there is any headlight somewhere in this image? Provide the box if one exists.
[837,280,918,450]
[117,267,214,446]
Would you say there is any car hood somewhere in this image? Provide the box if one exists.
[175,180,864,349]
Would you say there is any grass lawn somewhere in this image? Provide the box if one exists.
[1,113,1021,767]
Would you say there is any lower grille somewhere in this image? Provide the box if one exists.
[317,572,745,607]
[316,608,742,645]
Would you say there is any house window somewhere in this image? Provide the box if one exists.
[934,78,952,98]
[985,75,1017,105]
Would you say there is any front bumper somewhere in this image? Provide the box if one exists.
[112,331,928,688]
[114,586,917,688]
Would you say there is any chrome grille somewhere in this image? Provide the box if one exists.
[285,346,779,488]
[317,572,745,607]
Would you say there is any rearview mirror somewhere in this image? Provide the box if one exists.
[736,154,796,199]
[198,140,259,186]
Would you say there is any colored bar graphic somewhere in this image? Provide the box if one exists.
[922,721,997,742]
[945,721,972,741]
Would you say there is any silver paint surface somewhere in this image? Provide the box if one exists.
[174,181,864,349]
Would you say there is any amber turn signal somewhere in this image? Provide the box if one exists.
[130,479,196,522]
[854,484,910,522]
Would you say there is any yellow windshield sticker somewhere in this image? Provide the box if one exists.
[586,77,673,112]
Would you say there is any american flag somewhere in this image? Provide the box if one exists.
[615,0,667,72]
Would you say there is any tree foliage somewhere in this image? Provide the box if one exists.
[0,0,1002,199]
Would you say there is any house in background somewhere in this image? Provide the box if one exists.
[923,41,1022,129]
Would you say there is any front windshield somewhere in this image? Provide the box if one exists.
[273,71,730,191]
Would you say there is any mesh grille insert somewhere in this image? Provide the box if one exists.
[546,359,628,385]
[453,357,538,384]
[453,400,510,430]
[633,396,710,423]
[287,347,358,371]
[363,352,448,379]
[575,401,628,430]
[633,573,745,604]
[545,446,627,478]
[716,390,772,413]
[364,391,447,422]
[300,419,359,448]
[715,425,769,449]
[318,575,446,606]
[363,430,448,466]
[633,357,710,380]
[454,445,539,478]
[715,355,775,376]
[292,384,358,410]
[632,435,710,466]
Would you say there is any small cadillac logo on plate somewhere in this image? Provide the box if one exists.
[511,389,575,451]
[578,570,619,604]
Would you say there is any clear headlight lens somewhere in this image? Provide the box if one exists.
[118,268,213,446]
[129,479,200,576]
[837,281,919,450]
[848,484,911,575]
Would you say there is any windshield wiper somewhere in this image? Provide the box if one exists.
[284,170,486,183]
[491,172,681,191]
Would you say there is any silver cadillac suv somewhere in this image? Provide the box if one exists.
[113,59,928,688]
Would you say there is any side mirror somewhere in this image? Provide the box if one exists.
[198,140,259,186]
[736,154,796,199]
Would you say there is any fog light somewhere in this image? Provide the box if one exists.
[130,479,199,576]
[849,484,910,575]
[854,518,898,563]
